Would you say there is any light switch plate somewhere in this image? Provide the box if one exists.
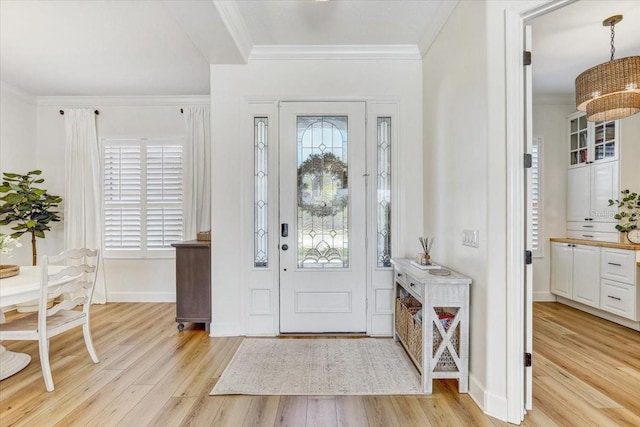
[462,230,479,248]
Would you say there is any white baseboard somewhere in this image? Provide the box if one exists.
[468,374,509,422]
[211,322,243,337]
[533,291,556,302]
[468,374,485,411]
[484,390,509,421]
[106,292,176,303]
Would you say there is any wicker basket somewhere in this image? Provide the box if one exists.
[432,308,460,372]
[197,231,211,241]
[395,297,421,343]
[0,264,20,279]
[408,315,423,368]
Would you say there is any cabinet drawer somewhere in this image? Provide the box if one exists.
[601,248,636,285]
[405,274,423,299]
[567,222,617,232]
[567,230,618,242]
[600,279,636,320]
[394,269,408,287]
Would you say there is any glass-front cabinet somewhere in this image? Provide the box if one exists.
[593,120,617,162]
[568,112,618,168]
[569,113,588,166]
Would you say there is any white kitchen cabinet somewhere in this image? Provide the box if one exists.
[566,162,618,224]
[565,112,640,243]
[550,242,573,298]
[599,247,638,320]
[566,112,621,242]
[600,279,635,320]
[566,166,591,223]
[601,247,637,285]
[550,242,600,308]
[567,113,618,168]
[572,244,601,307]
[550,238,640,329]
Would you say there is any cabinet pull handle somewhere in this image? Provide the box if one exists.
[582,225,594,228]
[607,295,622,301]
[397,273,402,277]
[607,262,622,266]
[582,234,593,238]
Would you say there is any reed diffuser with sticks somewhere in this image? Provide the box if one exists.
[418,236,434,265]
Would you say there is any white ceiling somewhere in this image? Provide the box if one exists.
[530,0,640,99]
[1,0,639,98]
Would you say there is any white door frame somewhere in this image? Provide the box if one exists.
[504,0,577,423]
[242,97,399,337]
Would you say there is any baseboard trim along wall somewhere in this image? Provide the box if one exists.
[211,322,243,337]
[533,291,556,302]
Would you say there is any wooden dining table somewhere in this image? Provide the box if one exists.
[0,265,70,380]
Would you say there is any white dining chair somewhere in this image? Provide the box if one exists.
[0,248,100,391]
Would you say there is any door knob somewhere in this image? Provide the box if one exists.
[281,244,289,251]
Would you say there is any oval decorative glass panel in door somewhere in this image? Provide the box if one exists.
[296,116,349,268]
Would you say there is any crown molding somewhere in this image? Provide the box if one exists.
[418,0,459,58]
[37,95,210,107]
[0,81,37,104]
[214,0,253,63]
[249,45,421,61]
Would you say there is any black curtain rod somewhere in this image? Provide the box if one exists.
[59,109,99,115]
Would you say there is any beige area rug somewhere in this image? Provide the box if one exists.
[210,338,422,395]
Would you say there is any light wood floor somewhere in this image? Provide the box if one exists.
[0,302,638,426]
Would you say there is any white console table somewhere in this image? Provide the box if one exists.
[391,258,471,394]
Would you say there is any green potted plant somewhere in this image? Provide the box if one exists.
[608,189,639,239]
[0,170,62,265]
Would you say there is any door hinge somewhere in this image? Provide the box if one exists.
[524,153,532,168]
[525,250,532,265]
[525,352,532,367]
[365,298,368,310]
[523,51,532,66]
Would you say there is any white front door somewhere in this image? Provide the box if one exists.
[279,102,367,333]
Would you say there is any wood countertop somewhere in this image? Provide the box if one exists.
[550,238,640,267]
[550,237,640,251]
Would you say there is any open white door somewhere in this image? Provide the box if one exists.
[524,24,534,411]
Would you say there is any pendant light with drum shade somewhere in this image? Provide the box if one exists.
[575,15,640,122]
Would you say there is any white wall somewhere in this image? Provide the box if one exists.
[423,0,492,413]
[32,98,207,301]
[0,82,39,266]
[619,114,640,192]
[423,0,553,420]
[532,99,574,301]
[210,59,424,336]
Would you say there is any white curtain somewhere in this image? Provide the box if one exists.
[64,109,106,304]
[183,106,212,239]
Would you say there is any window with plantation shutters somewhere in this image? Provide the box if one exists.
[531,137,543,257]
[103,139,184,258]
